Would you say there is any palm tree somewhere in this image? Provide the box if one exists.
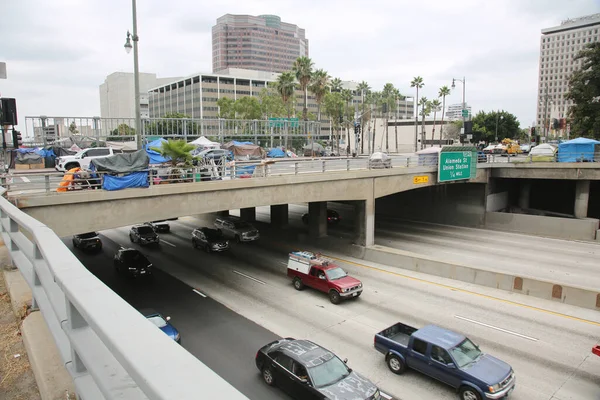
[330,78,343,93]
[275,72,296,119]
[368,91,381,152]
[419,97,429,150]
[382,83,396,153]
[430,99,442,147]
[356,81,370,154]
[309,69,330,123]
[341,89,353,155]
[438,86,451,144]
[292,57,314,121]
[393,88,402,153]
[410,76,425,152]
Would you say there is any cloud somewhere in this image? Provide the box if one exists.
[2,0,599,130]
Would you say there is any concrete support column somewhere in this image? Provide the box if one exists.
[240,207,256,222]
[354,199,375,247]
[308,201,327,238]
[217,210,229,217]
[519,181,531,210]
[575,180,590,218]
[271,204,288,228]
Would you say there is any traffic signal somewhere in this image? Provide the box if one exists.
[354,123,361,136]
[12,130,22,148]
[464,121,473,134]
[0,98,18,125]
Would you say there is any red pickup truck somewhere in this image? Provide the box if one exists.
[287,251,363,304]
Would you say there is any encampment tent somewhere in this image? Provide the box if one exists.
[557,137,600,162]
[145,138,170,164]
[189,136,220,148]
[267,147,286,158]
[529,143,557,162]
[416,146,441,166]
[222,141,265,160]
[302,142,325,156]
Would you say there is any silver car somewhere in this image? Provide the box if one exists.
[214,216,260,243]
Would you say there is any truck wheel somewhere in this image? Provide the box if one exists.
[387,354,406,374]
[293,278,304,290]
[329,290,341,305]
[459,386,481,400]
[262,367,275,386]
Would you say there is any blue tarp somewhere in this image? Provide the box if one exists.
[145,138,171,164]
[102,171,149,191]
[267,148,286,158]
[15,147,55,157]
[231,141,254,146]
[557,137,600,162]
[234,165,256,177]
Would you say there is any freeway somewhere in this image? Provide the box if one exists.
[69,212,600,400]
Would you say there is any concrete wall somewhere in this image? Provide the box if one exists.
[486,191,509,212]
[376,182,487,228]
[485,211,599,241]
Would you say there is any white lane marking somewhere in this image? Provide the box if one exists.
[160,239,176,247]
[279,261,288,266]
[232,270,265,285]
[20,176,31,183]
[192,289,207,298]
[455,315,538,342]
[380,392,392,400]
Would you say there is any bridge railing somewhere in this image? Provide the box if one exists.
[0,187,248,399]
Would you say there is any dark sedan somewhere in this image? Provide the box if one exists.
[129,225,160,246]
[113,248,153,278]
[192,227,230,253]
[256,338,382,400]
[145,221,170,233]
[302,209,341,225]
[72,232,102,252]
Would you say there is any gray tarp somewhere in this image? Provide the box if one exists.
[90,149,149,173]
[15,153,43,164]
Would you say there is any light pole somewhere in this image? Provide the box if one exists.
[124,0,142,150]
[495,113,503,143]
[451,77,466,143]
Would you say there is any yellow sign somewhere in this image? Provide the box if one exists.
[413,175,429,184]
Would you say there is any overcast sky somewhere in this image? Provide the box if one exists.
[1,0,599,130]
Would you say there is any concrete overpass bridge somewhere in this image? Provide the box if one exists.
[8,160,600,244]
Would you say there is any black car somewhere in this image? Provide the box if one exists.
[301,209,341,225]
[113,248,153,278]
[72,232,102,252]
[255,338,381,400]
[129,225,160,246]
[145,221,170,233]
[192,227,230,253]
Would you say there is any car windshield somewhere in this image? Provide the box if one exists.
[78,232,98,239]
[233,221,251,229]
[137,226,154,235]
[449,339,482,368]
[146,315,167,328]
[308,356,350,388]
[122,250,147,263]
[204,230,223,240]
[325,267,347,281]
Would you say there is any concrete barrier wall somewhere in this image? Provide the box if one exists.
[486,191,509,212]
[485,211,599,241]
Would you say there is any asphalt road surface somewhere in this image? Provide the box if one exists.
[66,211,600,400]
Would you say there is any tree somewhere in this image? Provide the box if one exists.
[418,97,429,149]
[438,86,451,144]
[216,97,236,119]
[356,81,370,153]
[258,87,287,119]
[430,99,441,147]
[292,56,314,121]
[470,110,520,143]
[274,72,296,119]
[330,78,343,93]
[381,83,397,153]
[111,123,135,136]
[145,112,199,137]
[410,77,425,151]
[150,139,195,166]
[309,69,330,123]
[69,121,79,134]
[234,96,262,120]
[341,89,353,154]
[566,43,600,139]
[323,92,344,154]
[392,88,402,152]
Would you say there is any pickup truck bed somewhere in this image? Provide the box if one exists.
[375,323,417,354]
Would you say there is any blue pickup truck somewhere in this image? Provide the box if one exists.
[374,322,515,400]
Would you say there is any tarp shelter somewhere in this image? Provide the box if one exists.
[189,136,220,148]
[145,138,171,164]
[13,148,44,166]
[90,150,150,191]
[557,137,600,162]
[222,141,265,160]
[302,142,325,156]
[530,143,557,156]
[267,147,286,158]
[416,146,441,166]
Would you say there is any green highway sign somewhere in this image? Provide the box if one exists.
[462,109,469,118]
[268,117,299,128]
[438,150,476,183]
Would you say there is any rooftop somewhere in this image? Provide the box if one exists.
[542,13,600,34]
[279,340,334,367]
[412,325,465,350]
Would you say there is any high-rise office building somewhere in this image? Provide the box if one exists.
[445,103,472,121]
[537,13,600,136]
[212,14,309,73]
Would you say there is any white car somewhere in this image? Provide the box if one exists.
[55,147,121,172]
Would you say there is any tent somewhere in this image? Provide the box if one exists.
[222,141,265,160]
[267,147,286,158]
[90,150,150,191]
[416,146,441,166]
[529,143,557,162]
[302,142,325,156]
[106,141,138,151]
[189,136,220,148]
[557,137,600,162]
[145,138,171,164]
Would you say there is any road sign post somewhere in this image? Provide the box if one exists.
[438,147,477,183]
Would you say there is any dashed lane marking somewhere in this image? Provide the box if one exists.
[192,289,207,298]
[232,270,265,285]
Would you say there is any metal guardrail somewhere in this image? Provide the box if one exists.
[0,188,248,399]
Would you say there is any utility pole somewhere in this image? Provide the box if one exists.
[543,83,549,141]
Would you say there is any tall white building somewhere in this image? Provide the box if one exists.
[537,13,600,135]
[445,103,472,121]
[99,72,181,126]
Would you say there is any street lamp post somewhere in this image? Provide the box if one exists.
[495,113,503,143]
[124,0,143,150]
[451,77,466,143]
